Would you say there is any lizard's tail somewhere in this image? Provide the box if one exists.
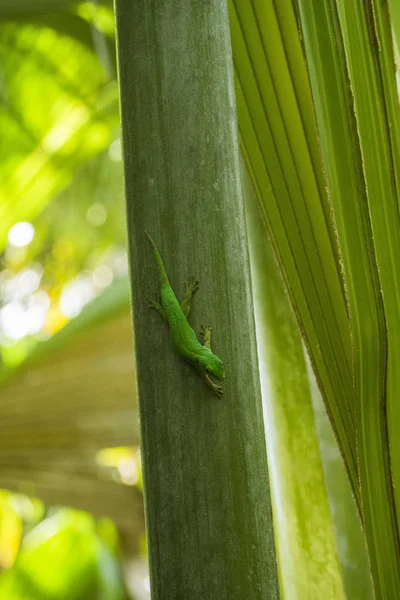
[145,230,170,287]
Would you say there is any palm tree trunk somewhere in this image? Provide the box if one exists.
[115,1,280,598]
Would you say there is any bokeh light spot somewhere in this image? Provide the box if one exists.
[92,265,113,289]
[8,222,35,248]
[108,138,122,162]
[86,203,107,227]
[60,275,95,318]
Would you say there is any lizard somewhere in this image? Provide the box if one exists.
[145,230,225,397]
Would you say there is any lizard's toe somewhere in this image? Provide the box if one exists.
[187,278,199,292]
[200,324,211,336]
[214,385,223,398]
[148,295,161,310]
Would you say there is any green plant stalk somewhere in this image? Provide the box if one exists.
[114,1,280,598]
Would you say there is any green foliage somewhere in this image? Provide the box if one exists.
[0,509,127,600]
[0,144,127,368]
[233,0,400,596]
[230,0,356,499]
[0,19,118,250]
[0,3,123,363]
[0,6,135,598]
[295,1,400,595]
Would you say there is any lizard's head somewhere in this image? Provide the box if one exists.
[203,353,225,381]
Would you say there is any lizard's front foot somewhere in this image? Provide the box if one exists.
[186,277,199,295]
[200,324,211,338]
[212,383,223,398]
[197,364,223,397]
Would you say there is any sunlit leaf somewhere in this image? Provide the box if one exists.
[0,20,118,251]
[295,0,400,594]
[230,0,357,504]
[0,509,127,600]
[232,0,400,595]
[0,491,22,569]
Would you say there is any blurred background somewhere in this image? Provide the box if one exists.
[0,2,148,598]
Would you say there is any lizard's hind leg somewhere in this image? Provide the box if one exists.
[181,278,199,317]
[200,324,212,351]
[149,296,167,321]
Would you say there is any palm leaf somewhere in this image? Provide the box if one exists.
[295,1,400,594]
[232,0,400,595]
[230,0,357,506]
[0,18,117,248]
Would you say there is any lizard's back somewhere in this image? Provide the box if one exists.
[161,285,204,361]
[145,230,208,363]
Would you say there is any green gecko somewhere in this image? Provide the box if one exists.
[145,230,225,397]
